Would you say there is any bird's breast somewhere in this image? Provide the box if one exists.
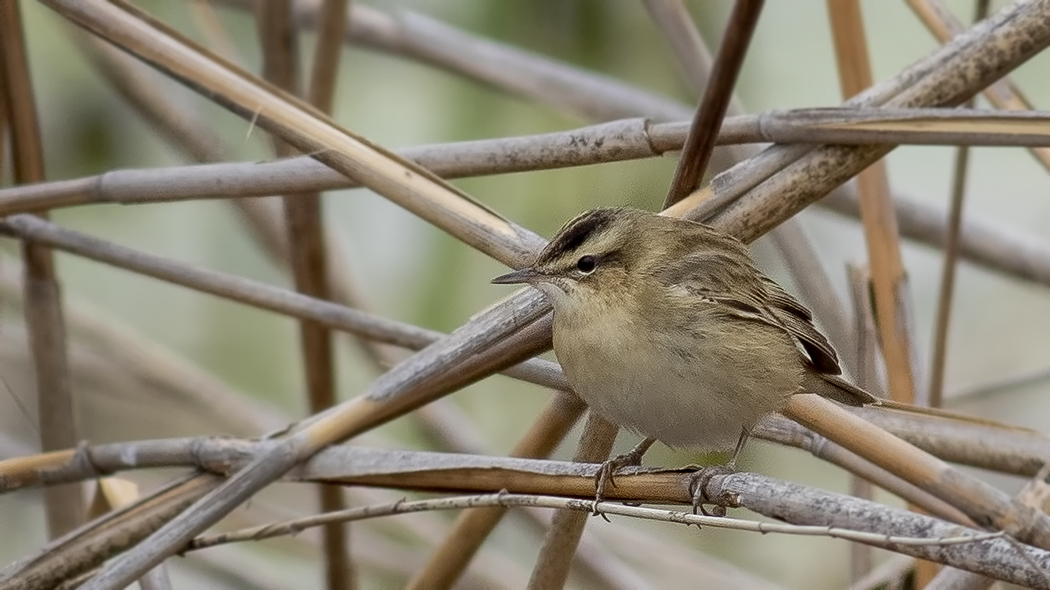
[551,303,799,450]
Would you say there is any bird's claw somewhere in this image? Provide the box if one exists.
[592,448,646,516]
[688,464,737,516]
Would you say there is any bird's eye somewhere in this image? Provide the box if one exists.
[576,255,597,274]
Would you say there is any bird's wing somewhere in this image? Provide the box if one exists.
[758,273,841,375]
[663,250,842,375]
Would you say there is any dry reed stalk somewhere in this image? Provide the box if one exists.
[407,390,586,589]
[77,30,500,499]
[833,0,920,408]
[255,1,351,586]
[755,416,971,526]
[9,438,1050,585]
[86,479,173,590]
[78,32,389,369]
[8,108,1050,213]
[846,262,881,582]
[826,0,927,581]
[10,392,1050,503]
[909,0,1050,173]
[0,0,82,539]
[927,0,990,409]
[0,254,289,435]
[662,0,763,207]
[11,391,1050,492]
[0,215,567,390]
[526,413,618,589]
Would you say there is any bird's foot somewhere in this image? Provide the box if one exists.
[688,464,737,517]
[592,447,648,516]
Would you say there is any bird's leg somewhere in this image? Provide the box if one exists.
[689,430,749,516]
[726,429,750,470]
[594,437,656,509]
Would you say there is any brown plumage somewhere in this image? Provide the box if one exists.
[494,206,878,452]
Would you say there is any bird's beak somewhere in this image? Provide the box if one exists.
[491,267,541,285]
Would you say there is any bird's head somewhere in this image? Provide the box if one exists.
[491,207,657,309]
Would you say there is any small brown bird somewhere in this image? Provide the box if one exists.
[493,207,877,486]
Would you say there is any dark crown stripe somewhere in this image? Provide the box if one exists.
[541,208,619,262]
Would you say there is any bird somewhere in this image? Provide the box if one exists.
[492,206,878,503]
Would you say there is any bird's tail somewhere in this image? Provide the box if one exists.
[801,372,881,406]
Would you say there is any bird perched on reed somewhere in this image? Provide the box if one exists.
[493,206,878,502]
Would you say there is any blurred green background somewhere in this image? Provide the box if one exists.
[3,1,1050,588]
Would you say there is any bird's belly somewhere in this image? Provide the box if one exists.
[553,311,797,451]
